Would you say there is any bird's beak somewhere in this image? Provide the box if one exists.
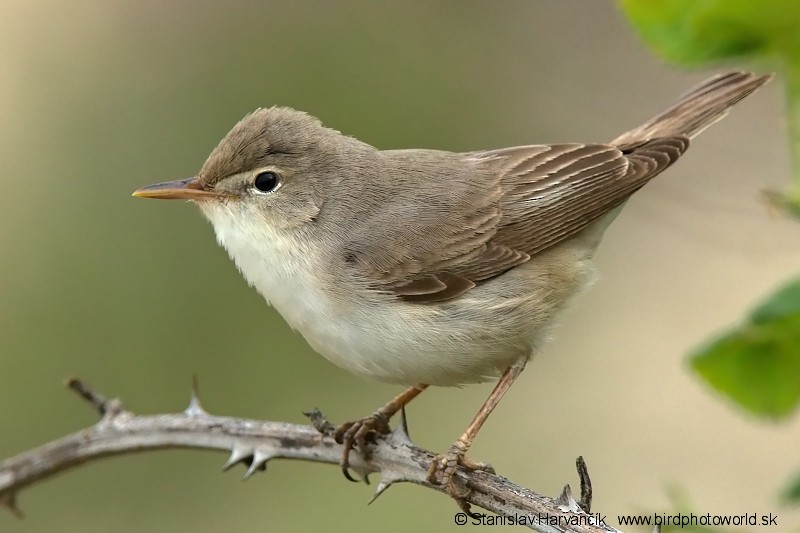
[132,177,223,201]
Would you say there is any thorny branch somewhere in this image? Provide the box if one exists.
[0,378,625,533]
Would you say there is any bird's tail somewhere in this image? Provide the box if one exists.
[612,71,772,146]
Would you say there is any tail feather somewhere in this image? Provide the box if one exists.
[612,71,772,146]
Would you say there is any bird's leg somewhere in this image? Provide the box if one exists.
[334,384,428,481]
[427,358,527,514]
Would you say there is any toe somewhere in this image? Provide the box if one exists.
[333,421,354,444]
[460,456,494,474]
[334,414,393,483]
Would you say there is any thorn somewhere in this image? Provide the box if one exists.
[0,491,23,519]
[368,481,391,505]
[184,374,208,416]
[367,471,406,505]
[390,406,412,446]
[222,445,253,472]
[556,484,580,513]
[242,449,273,480]
[556,483,572,505]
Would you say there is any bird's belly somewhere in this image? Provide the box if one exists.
[231,247,535,385]
[294,304,528,386]
[282,254,597,386]
[210,209,598,387]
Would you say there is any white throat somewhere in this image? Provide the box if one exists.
[198,202,329,332]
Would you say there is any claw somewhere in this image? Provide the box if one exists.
[334,413,391,483]
[427,443,493,518]
[341,462,360,483]
[335,421,363,482]
[456,496,480,519]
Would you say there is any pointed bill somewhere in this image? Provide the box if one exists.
[132,177,223,200]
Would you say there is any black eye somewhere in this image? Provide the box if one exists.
[253,171,280,193]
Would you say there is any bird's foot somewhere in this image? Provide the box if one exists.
[427,442,495,516]
[333,412,392,482]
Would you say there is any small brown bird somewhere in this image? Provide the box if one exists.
[134,71,770,509]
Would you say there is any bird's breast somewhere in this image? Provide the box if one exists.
[205,207,335,332]
[207,212,424,380]
[202,204,596,386]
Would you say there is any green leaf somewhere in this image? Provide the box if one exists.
[783,472,800,505]
[619,0,800,65]
[691,278,800,418]
[620,0,800,216]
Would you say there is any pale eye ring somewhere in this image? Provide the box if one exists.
[253,171,281,193]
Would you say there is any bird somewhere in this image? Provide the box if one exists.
[133,71,771,511]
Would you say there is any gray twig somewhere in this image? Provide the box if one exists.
[0,379,619,533]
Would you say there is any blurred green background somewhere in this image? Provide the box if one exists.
[1,1,798,531]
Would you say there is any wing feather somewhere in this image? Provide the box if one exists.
[342,70,769,303]
[345,138,687,303]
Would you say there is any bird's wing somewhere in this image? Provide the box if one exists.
[344,139,687,303]
[342,72,773,303]
[486,139,686,256]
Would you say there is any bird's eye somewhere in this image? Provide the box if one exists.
[253,171,280,193]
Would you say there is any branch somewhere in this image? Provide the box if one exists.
[0,379,621,533]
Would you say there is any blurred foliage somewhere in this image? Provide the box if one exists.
[618,0,798,65]
[785,473,800,505]
[621,0,800,419]
[621,0,800,517]
[620,0,800,215]
[654,487,757,533]
[691,278,800,418]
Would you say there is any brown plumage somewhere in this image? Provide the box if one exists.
[340,71,770,302]
[134,71,773,381]
[134,70,772,499]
